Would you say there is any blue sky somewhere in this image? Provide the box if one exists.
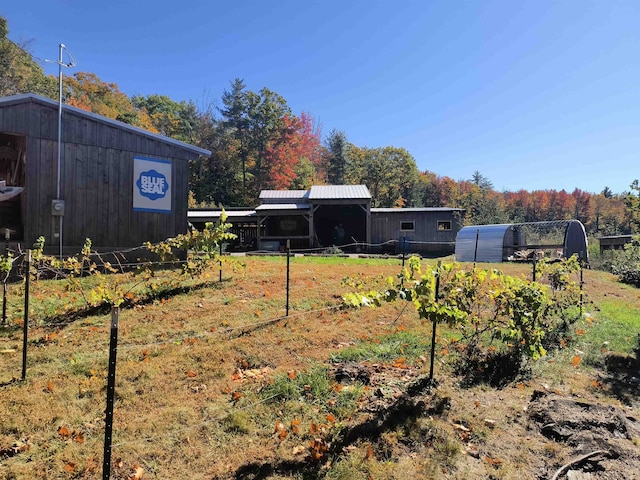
[4,1,639,194]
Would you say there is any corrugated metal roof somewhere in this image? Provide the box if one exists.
[259,190,309,200]
[372,207,465,213]
[455,224,511,263]
[255,203,310,211]
[308,185,371,200]
[0,93,211,156]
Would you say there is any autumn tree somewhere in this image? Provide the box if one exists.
[345,146,419,207]
[218,79,299,199]
[623,180,640,233]
[571,188,591,225]
[262,111,321,190]
[131,94,200,144]
[0,16,56,98]
[462,172,505,224]
[63,72,157,131]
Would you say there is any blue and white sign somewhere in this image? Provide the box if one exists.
[133,157,172,213]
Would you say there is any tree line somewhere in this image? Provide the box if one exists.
[2,16,639,237]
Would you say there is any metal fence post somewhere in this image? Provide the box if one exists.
[579,255,584,316]
[103,306,120,480]
[286,240,291,317]
[2,228,8,325]
[429,261,441,381]
[21,249,31,381]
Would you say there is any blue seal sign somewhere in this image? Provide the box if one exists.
[136,169,169,201]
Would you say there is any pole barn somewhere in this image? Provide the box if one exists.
[0,94,210,254]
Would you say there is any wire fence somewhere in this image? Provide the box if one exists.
[0,243,586,478]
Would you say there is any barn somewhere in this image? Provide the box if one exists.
[0,93,210,254]
[188,185,465,255]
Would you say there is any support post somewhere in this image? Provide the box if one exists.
[21,250,31,381]
[2,229,8,325]
[286,240,291,317]
[473,228,479,269]
[429,261,441,381]
[102,307,120,480]
[579,254,584,316]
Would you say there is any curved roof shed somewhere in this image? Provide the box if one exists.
[455,220,588,263]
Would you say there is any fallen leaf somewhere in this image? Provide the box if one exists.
[231,391,243,403]
[365,443,374,460]
[571,355,582,367]
[130,464,144,480]
[186,370,197,378]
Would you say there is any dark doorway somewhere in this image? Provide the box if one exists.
[0,133,26,241]
[314,205,366,248]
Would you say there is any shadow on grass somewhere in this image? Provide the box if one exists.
[0,279,229,335]
[453,347,531,389]
[597,335,640,406]
[231,376,440,480]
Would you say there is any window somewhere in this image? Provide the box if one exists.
[400,221,415,231]
[437,221,452,231]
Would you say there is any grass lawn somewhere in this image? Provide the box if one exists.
[1,255,638,479]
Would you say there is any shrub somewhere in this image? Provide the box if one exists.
[610,235,640,287]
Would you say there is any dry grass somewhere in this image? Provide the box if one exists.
[0,256,638,479]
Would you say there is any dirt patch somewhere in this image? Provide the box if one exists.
[528,390,640,479]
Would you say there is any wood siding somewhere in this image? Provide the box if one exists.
[0,97,200,252]
[370,210,463,254]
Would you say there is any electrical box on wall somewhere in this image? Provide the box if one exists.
[51,199,65,216]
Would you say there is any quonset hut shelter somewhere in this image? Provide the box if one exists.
[455,220,589,263]
[0,93,210,254]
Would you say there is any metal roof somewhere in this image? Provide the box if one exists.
[255,203,310,211]
[455,224,512,263]
[0,93,211,156]
[372,207,465,213]
[308,185,371,200]
[259,190,310,201]
[188,210,256,219]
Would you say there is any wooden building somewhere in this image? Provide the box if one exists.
[255,185,371,250]
[0,93,210,254]
[597,235,634,254]
[370,207,465,255]
[188,186,464,255]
